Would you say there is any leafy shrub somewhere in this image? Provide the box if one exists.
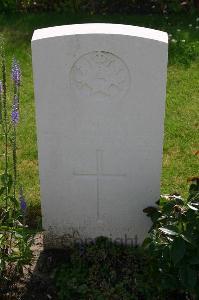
[143,178,199,298]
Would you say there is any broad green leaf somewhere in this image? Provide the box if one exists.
[187,203,198,211]
[143,206,158,215]
[162,201,176,213]
[180,234,193,245]
[143,206,160,223]
[171,237,186,264]
[159,227,179,236]
[189,202,199,207]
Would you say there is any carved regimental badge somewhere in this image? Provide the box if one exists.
[70,51,130,101]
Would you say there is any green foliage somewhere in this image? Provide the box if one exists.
[143,179,199,298]
[0,0,18,13]
[0,226,33,281]
[55,237,160,300]
[169,39,199,66]
[0,37,33,293]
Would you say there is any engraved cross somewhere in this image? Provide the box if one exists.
[73,149,126,219]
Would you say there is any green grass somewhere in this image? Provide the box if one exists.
[0,12,198,217]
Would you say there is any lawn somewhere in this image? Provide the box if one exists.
[0,11,198,219]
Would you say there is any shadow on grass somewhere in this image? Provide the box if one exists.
[21,245,68,300]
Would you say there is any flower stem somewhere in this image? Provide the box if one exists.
[1,50,8,210]
[0,94,2,123]
[12,84,18,220]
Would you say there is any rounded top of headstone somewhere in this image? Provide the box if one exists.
[32,23,168,44]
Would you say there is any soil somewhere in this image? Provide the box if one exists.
[0,233,63,300]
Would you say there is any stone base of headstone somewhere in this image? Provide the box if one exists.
[43,228,139,249]
[43,228,81,249]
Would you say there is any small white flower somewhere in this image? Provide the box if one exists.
[171,39,177,43]
[196,26,199,30]
[189,24,192,27]
[181,39,186,43]
[177,29,181,32]
[152,5,155,9]
[169,33,172,37]
[196,17,199,22]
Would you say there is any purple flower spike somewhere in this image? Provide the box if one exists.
[11,95,19,125]
[11,109,19,125]
[11,58,21,86]
[19,187,27,213]
[20,198,27,212]
[0,80,3,95]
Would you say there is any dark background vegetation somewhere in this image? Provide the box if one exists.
[0,0,199,14]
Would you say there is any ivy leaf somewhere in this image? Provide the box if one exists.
[171,237,186,264]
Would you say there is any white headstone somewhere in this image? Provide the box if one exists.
[32,23,168,246]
